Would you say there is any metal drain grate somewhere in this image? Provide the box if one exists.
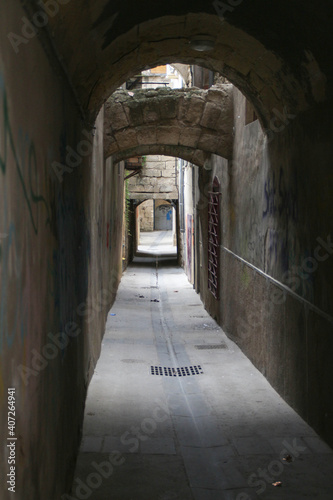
[195,344,227,350]
[150,365,203,377]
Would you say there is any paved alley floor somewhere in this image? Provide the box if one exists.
[69,237,333,500]
[137,230,177,256]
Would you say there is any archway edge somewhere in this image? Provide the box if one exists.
[78,12,326,126]
[113,145,209,169]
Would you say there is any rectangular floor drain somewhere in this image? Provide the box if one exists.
[150,365,203,377]
[195,344,227,350]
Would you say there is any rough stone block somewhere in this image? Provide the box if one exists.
[104,134,119,156]
[191,149,208,167]
[106,103,129,131]
[206,85,232,104]
[147,161,165,169]
[156,125,180,145]
[123,100,144,127]
[178,95,205,125]
[179,127,201,148]
[161,170,176,177]
[159,185,175,193]
[137,177,151,186]
[198,131,220,152]
[200,102,222,129]
[216,134,233,159]
[143,89,159,97]
[144,169,162,177]
[142,98,161,123]
[216,111,233,134]
[114,128,138,149]
[111,90,131,104]
[131,185,155,193]
[158,95,178,120]
[136,126,157,145]
[146,155,161,161]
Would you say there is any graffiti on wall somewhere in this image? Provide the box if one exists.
[263,166,298,222]
[0,85,50,233]
[155,205,172,231]
[0,75,51,354]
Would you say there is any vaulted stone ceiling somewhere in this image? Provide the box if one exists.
[24,1,332,125]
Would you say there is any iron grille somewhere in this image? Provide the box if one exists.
[208,180,221,299]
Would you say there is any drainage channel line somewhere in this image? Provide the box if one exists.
[149,258,233,496]
[155,255,159,288]
[152,257,217,448]
[154,254,179,366]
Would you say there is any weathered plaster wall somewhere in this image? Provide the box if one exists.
[0,2,124,498]
[85,153,125,378]
[197,88,333,447]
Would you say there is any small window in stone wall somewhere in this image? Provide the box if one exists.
[245,100,258,125]
[208,177,221,299]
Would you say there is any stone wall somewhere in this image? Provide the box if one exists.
[2,1,333,497]
[104,86,234,167]
[0,3,124,498]
[138,199,154,231]
[196,87,333,447]
[127,155,178,200]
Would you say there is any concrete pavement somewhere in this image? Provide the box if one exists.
[137,230,177,256]
[68,233,333,500]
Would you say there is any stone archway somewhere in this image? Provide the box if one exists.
[33,4,330,127]
[104,85,234,166]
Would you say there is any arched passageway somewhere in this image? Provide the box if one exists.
[1,2,333,499]
[133,199,177,258]
[36,3,330,126]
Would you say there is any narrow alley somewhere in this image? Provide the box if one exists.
[71,233,333,500]
[1,3,333,499]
